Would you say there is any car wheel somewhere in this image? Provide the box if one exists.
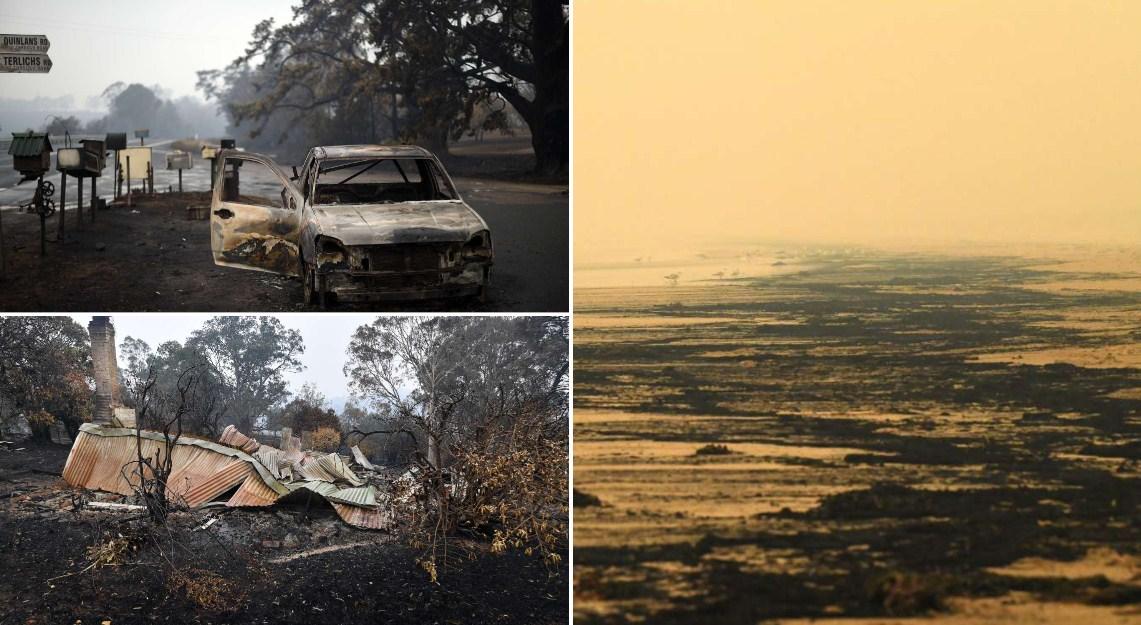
[316,272,328,310]
[301,260,316,307]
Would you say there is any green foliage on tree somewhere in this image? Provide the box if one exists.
[120,337,228,436]
[198,0,567,173]
[184,316,305,433]
[0,317,93,439]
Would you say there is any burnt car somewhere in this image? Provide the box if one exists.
[209,145,492,306]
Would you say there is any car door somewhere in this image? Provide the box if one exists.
[210,152,303,276]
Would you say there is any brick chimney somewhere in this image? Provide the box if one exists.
[88,316,121,425]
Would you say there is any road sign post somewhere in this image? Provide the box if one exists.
[0,35,52,73]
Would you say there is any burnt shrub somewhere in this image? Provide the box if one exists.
[695,443,734,456]
[574,489,602,508]
[867,570,950,615]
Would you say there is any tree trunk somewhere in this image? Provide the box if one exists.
[529,0,569,175]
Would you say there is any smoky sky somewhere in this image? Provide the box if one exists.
[69,314,364,406]
[575,1,1141,260]
[1,0,295,103]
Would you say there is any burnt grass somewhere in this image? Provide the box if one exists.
[573,253,1140,624]
[0,444,567,625]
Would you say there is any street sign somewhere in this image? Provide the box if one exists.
[0,53,52,73]
[0,34,50,54]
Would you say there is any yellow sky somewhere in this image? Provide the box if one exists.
[574,1,1141,260]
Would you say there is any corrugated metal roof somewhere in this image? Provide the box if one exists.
[330,502,393,530]
[7,132,51,157]
[327,486,378,507]
[219,424,260,453]
[253,446,292,481]
[316,453,363,486]
[286,479,339,498]
[61,424,392,531]
[351,445,376,471]
[227,474,281,507]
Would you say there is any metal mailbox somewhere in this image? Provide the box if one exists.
[57,147,101,176]
[8,131,52,180]
[105,132,127,151]
[134,128,149,139]
[80,139,106,171]
[166,150,192,170]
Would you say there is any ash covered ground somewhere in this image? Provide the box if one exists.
[0,443,567,625]
[573,246,1140,624]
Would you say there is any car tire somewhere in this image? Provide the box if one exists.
[301,260,317,307]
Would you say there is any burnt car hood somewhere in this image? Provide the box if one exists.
[311,201,487,246]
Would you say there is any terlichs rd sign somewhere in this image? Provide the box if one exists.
[0,34,52,73]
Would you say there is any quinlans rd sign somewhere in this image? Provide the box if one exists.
[0,34,51,73]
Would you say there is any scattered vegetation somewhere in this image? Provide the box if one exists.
[573,489,602,508]
[867,570,950,615]
[348,316,569,579]
[306,426,341,452]
[168,568,247,612]
[84,534,137,570]
[695,443,734,456]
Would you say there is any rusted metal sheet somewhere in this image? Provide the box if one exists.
[287,480,339,498]
[316,453,363,486]
[293,453,363,486]
[327,485,377,507]
[330,502,393,530]
[63,424,290,500]
[61,424,391,530]
[350,445,376,470]
[253,446,292,481]
[227,473,281,507]
[177,456,252,507]
[219,424,260,453]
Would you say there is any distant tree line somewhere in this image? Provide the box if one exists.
[197,0,568,173]
[41,82,225,138]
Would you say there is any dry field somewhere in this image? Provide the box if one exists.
[573,247,1140,624]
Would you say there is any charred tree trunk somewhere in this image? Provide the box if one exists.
[529,0,569,175]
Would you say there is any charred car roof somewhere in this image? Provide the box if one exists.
[312,145,434,160]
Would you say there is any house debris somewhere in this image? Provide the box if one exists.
[61,423,393,530]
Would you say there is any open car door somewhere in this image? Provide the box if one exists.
[210,152,303,276]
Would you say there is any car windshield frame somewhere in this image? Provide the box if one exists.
[312,156,460,206]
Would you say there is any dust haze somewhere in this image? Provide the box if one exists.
[575,0,1141,262]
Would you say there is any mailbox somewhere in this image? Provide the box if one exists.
[134,128,150,139]
[8,131,52,181]
[166,150,192,170]
[118,146,152,179]
[80,139,106,171]
[57,147,100,175]
[57,147,81,169]
[201,145,217,160]
[105,133,127,151]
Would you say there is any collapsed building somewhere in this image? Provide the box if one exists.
[61,317,391,529]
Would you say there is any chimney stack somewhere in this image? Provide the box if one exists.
[88,316,122,425]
